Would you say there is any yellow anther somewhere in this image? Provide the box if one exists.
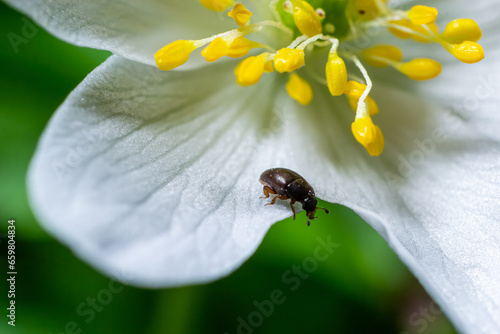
[199,0,233,12]
[228,3,252,26]
[408,5,438,25]
[264,60,274,72]
[354,0,387,21]
[155,40,197,71]
[234,54,268,86]
[351,116,384,156]
[286,73,313,105]
[446,41,484,64]
[412,22,439,43]
[226,37,254,58]
[201,37,229,62]
[440,19,482,44]
[293,1,322,37]
[344,81,364,97]
[325,53,347,96]
[397,58,442,80]
[344,81,379,116]
[273,48,305,73]
[361,45,403,68]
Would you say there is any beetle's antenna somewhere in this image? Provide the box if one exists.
[317,207,330,214]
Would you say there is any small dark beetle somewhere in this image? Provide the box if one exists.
[259,168,329,226]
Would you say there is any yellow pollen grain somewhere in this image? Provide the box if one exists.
[351,116,384,156]
[155,40,197,71]
[325,53,347,96]
[447,41,485,64]
[273,48,305,73]
[408,5,438,25]
[397,58,442,80]
[440,19,482,44]
[293,1,322,37]
[201,37,229,62]
[199,0,233,12]
[234,55,267,86]
[286,73,313,105]
[361,45,403,68]
[228,4,252,26]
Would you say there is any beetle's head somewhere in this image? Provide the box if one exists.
[303,197,330,226]
[303,197,318,226]
[302,196,318,215]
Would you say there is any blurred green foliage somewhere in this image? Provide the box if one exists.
[0,2,457,334]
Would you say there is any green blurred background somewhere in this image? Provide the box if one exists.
[0,2,457,334]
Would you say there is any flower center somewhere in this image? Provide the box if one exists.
[154,0,484,156]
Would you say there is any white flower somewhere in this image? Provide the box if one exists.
[6,0,500,332]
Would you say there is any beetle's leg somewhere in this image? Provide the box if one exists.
[289,199,296,220]
[261,186,276,199]
[266,196,279,206]
[265,194,289,206]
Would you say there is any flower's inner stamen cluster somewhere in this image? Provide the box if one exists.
[364,2,485,64]
[154,0,485,156]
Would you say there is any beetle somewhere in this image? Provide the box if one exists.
[259,168,329,226]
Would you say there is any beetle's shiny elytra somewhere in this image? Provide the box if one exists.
[259,168,329,226]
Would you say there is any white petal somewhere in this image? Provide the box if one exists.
[281,79,500,333]
[24,1,500,331]
[29,56,293,287]
[4,0,234,66]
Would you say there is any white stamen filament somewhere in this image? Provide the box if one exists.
[287,35,309,49]
[194,20,292,48]
[297,34,330,50]
[352,56,372,119]
[385,23,431,40]
[328,38,340,54]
